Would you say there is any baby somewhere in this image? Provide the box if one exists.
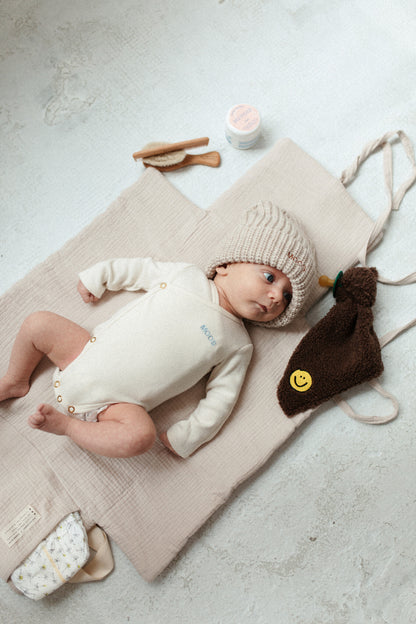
[0,201,316,458]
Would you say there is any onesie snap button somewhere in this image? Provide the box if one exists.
[54,381,60,388]
[160,282,167,289]
[90,336,96,343]
[68,406,75,414]
[57,395,63,402]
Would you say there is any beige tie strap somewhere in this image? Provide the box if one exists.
[378,317,416,349]
[341,130,416,285]
[69,525,114,584]
[333,380,399,425]
[333,319,416,425]
[335,131,416,424]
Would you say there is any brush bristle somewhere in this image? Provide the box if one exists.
[142,142,187,166]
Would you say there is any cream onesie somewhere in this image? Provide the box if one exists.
[52,258,253,458]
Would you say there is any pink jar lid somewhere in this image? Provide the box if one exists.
[227,104,261,134]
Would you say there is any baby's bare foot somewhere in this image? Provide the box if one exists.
[28,403,69,436]
[0,375,30,402]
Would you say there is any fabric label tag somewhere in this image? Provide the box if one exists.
[1,505,41,548]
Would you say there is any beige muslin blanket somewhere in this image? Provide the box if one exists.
[1,135,411,583]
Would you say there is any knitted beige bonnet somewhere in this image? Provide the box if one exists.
[206,200,317,328]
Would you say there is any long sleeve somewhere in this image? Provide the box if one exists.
[166,343,253,458]
[79,257,183,298]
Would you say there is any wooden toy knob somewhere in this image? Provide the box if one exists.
[319,275,334,288]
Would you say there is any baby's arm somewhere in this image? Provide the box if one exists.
[163,344,253,458]
[78,257,184,301]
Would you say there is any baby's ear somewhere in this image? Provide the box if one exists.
[215,264,229,276]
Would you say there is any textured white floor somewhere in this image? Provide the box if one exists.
[1,1,416,622]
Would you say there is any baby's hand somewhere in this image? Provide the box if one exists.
[77,280,99,303]
[159,431,181,457]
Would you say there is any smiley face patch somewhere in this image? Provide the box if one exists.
[289,369,312,392]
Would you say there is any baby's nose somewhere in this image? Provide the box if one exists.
[268,284,281,300]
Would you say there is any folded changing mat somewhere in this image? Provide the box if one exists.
[0,137,390,583]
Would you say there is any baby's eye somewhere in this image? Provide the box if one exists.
[264,272,274,283]
[283,291,292,306]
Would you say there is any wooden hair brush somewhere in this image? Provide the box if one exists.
[132,137,221,171]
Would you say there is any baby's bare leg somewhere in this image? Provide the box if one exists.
[29,402,157,458]
[0,311,90,401]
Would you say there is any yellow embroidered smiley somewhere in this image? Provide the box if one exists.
[289,369,312,392]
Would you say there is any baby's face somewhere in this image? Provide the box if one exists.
[214,262,292,323]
